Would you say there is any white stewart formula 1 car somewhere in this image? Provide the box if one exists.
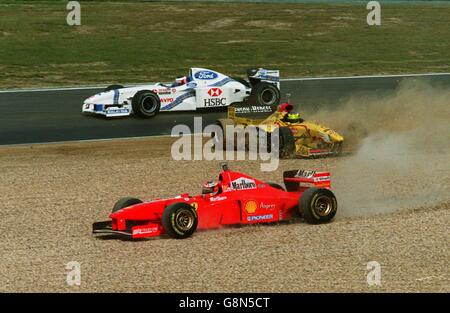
[82,68,280,118]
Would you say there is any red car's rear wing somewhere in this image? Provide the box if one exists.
[283,170,331,192]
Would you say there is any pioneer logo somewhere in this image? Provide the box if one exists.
[247,214,273,222]
[231,177,256,190]
[208,88,222,97]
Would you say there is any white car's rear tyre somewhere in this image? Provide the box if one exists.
[251,82,280,108]
[132,90,160,118]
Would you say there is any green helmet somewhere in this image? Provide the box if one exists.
[287,113,301,123]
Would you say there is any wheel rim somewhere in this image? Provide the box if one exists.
[314,195,333,217]
[175,209,195,231]
[141,96,157,113]
[261,88,276,105]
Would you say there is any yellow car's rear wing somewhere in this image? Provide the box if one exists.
[227,106,266,126]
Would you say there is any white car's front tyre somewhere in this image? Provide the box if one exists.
[132,90,161,118]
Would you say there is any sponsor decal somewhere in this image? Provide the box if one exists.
[132,226,158,236]
[233,106,273,114]
[207,88,222,97]
[194,70,218,80]
[231,177,256,190]
[244,200,258,214]
[107,108,129,114]
[190,202,198,210]
[295,170,316,178]
[204,98,227,107]
[161,98,174,103]
[260,202,276,210]
[187,82,197,88]
[152,88,172,95]
[247,214,273,222]
[210,196,227,202]
[315,175,331,182]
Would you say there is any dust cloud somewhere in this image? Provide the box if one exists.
[311,79,450,216]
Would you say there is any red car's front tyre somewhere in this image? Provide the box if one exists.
[162,202,198,239]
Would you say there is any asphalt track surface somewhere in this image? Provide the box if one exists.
[1,74,449,145]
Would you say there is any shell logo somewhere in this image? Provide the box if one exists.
[244,200,258,214]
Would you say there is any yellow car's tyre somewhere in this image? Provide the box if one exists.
[215,119,236,150]
[278,127,296,159]
[299,188,337,224]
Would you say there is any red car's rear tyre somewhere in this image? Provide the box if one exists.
[112,197,143,213]
[299,187,337,224]
[162,202,198,239]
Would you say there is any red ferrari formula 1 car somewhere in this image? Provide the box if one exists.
[92,163,337,239]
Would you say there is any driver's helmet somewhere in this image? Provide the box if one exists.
[175,75,192,86]
[286,113,302,123]
[202,181,220,196]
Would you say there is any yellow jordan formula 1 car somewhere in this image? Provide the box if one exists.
[216,102,344,158]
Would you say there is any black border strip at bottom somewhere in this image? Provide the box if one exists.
[0,293,445,311]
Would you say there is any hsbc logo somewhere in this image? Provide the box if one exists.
[204,98,226,107]
[208,88,222,97]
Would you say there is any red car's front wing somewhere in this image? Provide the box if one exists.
[93,220,164,238]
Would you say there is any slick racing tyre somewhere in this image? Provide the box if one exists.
[266,182,285,191]
[104,84,124,92]
[299,187,337,224]
[250,82,280,109]
[132,90,160,118]
[112,197,143,213]
[277,126,296,159]
[162,202,198,239]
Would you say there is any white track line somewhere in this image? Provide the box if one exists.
[0,133,205,148]
[1,73,449,93]
[282,72,450,81]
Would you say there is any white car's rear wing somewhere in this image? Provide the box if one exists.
[247,68,280,89]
